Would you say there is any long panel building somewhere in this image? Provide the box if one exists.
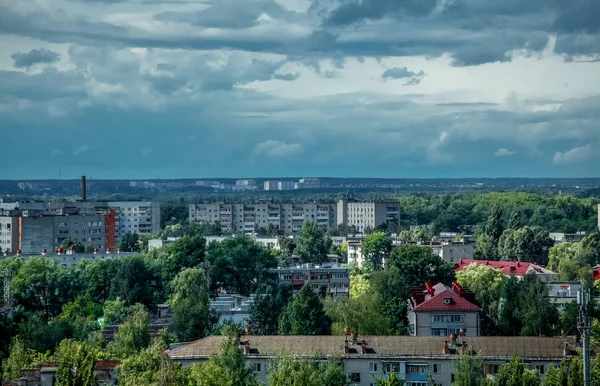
[189,199,400,234]
[168,335,580,386]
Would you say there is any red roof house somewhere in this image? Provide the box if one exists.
[454,259,557,281]
[408,282,481,337]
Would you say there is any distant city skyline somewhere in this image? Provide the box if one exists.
[1,0,599,179]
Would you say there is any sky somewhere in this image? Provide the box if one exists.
[1,0,599,179]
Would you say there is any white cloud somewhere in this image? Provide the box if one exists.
[252,140,303,158]
[51,149,63,157]
[73,145,90,155]
[141,148,152,157]
[553,144,593,164]
[494,148,516,157]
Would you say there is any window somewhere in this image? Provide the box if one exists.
[369,363,378,373]
[349,373,360,382]
[431,328,447,336]
[253,363,261,372]
[384,363,401,373]
[407,365,426,374]
[536,365,545,375]
[433,364,440,373]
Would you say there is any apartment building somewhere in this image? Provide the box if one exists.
[189,203,337,234]
[107,201,161,240]
[22,250,139,268]
[189,200,400,235]
[337,199,400,233]
[408,282,480,337]
[429,242,474,263]
[168,335,575,386]
[269,264,350,298]
[0,208,115,254]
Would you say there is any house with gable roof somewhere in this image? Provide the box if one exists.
[408,282,481,337]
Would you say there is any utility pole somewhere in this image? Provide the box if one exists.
[577,288,592,386]
[2,269,13,319]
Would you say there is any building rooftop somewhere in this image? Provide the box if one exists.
[167,335,574,360]
[410,283,480,312]
[454,259,555,276]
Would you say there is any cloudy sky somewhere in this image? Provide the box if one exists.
[1,0,599,179]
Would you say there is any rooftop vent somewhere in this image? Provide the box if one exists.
[444,297,452,305]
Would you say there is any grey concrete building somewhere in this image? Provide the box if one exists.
[189,199,400,235]
[168,335,578,386]
[189,203,337,235]
[408,283,480,337]
[269,264,350,298]
[337,199,400,233]
[429,242,475,263]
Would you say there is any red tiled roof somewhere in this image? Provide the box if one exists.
[593,268,600,281]
[454,259,554,276]
[413,283,480,312]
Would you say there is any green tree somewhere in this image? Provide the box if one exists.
[376,372,404,386]
[206,236,277,296]
[278,236,297,258]
[60,237,85,253]
[518,276,559,337]
[110,256,155,308]
[108,304,151,358]
[279,285,331,335]
[55,340,96,386]
[485,205,504,243]
[498,226,554,265]
[119,232,141,253]
[456,263,506,335]
[541,361,569,386]
[268,354,347,386]
[187,360,231,386]
[324,275,390,335]
[361,232,392,270]
[209,332,259,386]
[578,232,600,266]
[495,356,540,386]
[386,245,455,288]
[295,222,328,264]
[1,336,35,381]
[11,256,70,317]
[568,357,583,386]
[507,211,521,231]
[103,297,129,325]
[117,334,187,386]
[84,259,121,304]
[169,268,212,341]
[248,285,291,335]
[452,352,488,386]
[167,235,206,272]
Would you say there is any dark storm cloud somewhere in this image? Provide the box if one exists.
[155,0,294,29]
[325,0,438,25]
[273,73,301,81]
[11,48,60,69]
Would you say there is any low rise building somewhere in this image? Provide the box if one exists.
[210,294,255,326]
[19,250,139,268]
[429,242,474,263]
[168,335,579,386]
[270,264,350,298]
[546,282,583,310]
[408,282,480,337]
[454,260,557,282]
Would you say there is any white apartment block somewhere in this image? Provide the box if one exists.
[189,203,337,234]
[337,200,400,233]
[429,243,475,263]
[190,200,400,235]
[108,201,161,240]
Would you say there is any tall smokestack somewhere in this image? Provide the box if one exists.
[81,176,87,201]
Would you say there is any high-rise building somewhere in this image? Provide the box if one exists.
[263,181,281,191]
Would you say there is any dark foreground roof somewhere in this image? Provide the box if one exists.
[167,336,573,360]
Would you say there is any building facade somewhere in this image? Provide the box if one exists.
[269,264,350,298]
[189,200,400,235]
[408,282,480,337]
[107,201,161,240]
[189,203,338,234]
[429,243,474,263]
[168,335,577,386]
[454,260,557,282]
[337,200,400,233]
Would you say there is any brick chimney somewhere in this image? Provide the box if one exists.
[242,341,250,355]
[563,342,570,356]
[344,339,349,354]
[443,341,449,354]
[360,340,368,354]
[81,176,87,202]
